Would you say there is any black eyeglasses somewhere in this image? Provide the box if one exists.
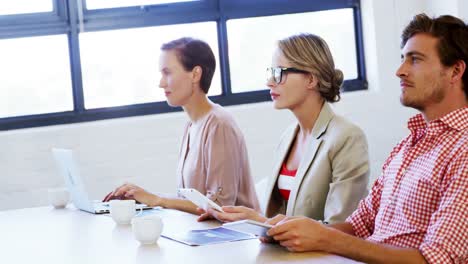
[266,67,309,84]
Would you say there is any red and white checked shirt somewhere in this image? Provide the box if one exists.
[347,107,468,264]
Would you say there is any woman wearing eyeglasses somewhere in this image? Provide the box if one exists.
[199,33,369,224]
[103,37,260,214]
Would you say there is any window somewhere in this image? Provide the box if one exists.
[80,22,220,109]
[0,0,53,15]
[0,35,72,118]
[227,9,357,93]
[0,0,366,130]
[85,0,199,10]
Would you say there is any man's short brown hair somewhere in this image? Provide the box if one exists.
[401,13,468,97]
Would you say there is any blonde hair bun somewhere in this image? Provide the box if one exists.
[333,69,344,87]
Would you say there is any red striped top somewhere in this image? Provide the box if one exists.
[277,163,297,201]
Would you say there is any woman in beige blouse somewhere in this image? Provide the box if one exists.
[103,37,259,214]
[199,33,369,224]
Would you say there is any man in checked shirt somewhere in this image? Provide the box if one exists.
[261,13,468,264]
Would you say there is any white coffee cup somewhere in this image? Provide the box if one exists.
[132,215,163,244]
[110,200,136,225]
[48,188,70,209]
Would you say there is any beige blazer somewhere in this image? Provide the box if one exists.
[264,103,369,223]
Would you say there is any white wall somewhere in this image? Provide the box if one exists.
[1,0,465,211]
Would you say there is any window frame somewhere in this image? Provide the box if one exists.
[0,0,366,130]
[0,1,68,38]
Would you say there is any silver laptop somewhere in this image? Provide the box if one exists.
[52,148,151,214]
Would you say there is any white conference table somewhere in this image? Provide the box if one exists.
[0,206,361,264]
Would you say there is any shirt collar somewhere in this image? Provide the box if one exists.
[439,106,468,131]
[407,114,427,134]
[407,106,468,133]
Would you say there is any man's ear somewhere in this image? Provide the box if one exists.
[450,60,466,84]
[192,66,203,83]
[306,74,319,90]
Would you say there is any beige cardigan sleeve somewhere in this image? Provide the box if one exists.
[203,121,259,211]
